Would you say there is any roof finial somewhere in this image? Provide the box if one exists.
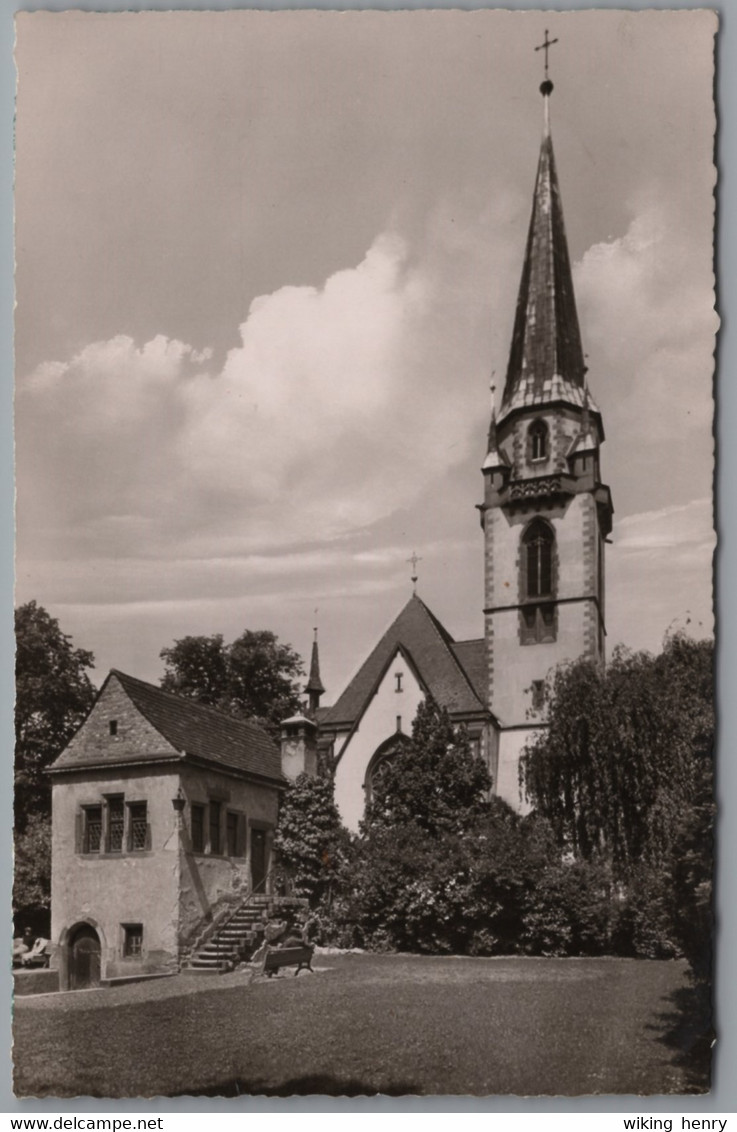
[535,28,558,89]
[487,381,498,450]
[407,551,422,595]
[535,29,558,133]
[582,381,591,432]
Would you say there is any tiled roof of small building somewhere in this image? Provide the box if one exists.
[320,596,487,728]
[53,670,285,784]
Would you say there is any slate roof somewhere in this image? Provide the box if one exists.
[500,117,589,423]
[53,669,285,784]
[450,639,487,704]
[320,596,487,728]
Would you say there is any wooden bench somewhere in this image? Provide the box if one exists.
[261,944,314,978]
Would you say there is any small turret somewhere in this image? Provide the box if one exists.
[305,626,325,717]
[280,713,318,781]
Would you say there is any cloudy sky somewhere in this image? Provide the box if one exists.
[14,8,717,698]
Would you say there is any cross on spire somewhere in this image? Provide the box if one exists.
[535,29,559,81]
[407,552,422,594]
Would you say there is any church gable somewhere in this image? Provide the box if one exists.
[321,594,485,729]
[332,645,426,831]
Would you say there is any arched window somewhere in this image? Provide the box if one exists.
[523,519,554,599]
[520,519,557,644]
[364,733,411,809]
[529,419,548,462]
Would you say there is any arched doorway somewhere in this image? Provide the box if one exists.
[69,924,101,990]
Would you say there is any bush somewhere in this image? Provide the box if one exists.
[521,861,614,957]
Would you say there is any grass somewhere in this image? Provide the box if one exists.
[13,953,709,1098]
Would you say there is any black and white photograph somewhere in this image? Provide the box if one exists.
[12,8,717,1098]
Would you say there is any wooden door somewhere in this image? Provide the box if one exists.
[69,925,101,990]
[251,829,267,893]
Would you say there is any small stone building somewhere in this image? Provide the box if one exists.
[49,670,287,989]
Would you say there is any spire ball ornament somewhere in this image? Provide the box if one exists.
[540,79,554,97]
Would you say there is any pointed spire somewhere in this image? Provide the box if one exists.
[500,71,586,421]
[305,624,325,715]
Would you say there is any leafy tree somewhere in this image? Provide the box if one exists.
[521,632,714,974]
[160,629,304,736]
[365,697,491,835]
[15,601,96,832]
[14,815,51,935]
[274,772,351,906]
[520,633,714,871]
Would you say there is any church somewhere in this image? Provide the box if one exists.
[44,56,615,988]
[309,67,613,832]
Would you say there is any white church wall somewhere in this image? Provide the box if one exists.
[333,649,424,832]
[496,728,536,813]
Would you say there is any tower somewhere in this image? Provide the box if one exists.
[479,56,613,808]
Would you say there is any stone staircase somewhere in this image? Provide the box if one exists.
[185,893,307,974]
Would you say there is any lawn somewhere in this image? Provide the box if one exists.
[13,954,709,1098]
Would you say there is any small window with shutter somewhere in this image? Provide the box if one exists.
[191,803,205,853]
[226,811,238,858]
[209,801,222,855]
[123,923,143,958]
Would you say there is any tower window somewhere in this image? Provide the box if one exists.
[395,672,403,693]
[109,720,118,736]
[520,519,557,645]
[531,680,546,710]
[524,519,554,599]
[396,715,402,733]
[529,419,548,462]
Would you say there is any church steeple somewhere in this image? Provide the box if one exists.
[305,626,325,716]
[479,41,613,802]
[500,66,587,422]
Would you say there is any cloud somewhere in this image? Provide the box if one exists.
[17,225,496,573]
[575,198,717,445]
[607,497,715,651]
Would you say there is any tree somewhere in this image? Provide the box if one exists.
[520,632,714,974]
[15,601,96,832]
[520,633,714,871]
[365,697,491,835]
[14,814,51,935]
[274,772,351,906]
[160,629,304,735]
